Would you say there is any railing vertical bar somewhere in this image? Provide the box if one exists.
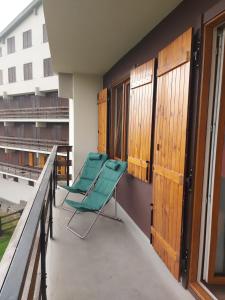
[40,207,47,300]
[53,161,56,207]
[49,173,53,239]
[66,148,70,186]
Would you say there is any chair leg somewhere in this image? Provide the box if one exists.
[57,190,74,212]
[66,209,102,239]
[95,194,122,222]
[96,200,122,222]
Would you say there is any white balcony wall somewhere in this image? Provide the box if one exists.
[59,73,102,178]
[0,5,58,96]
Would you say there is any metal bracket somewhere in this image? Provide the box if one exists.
[181,248,189,274]
[186,168,193,192]
[193,38,201,68]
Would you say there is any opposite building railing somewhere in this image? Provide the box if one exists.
[0,106,69,119]
[0,136,69,152]
[0,145,72,299]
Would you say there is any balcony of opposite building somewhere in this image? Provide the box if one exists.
[0,94,69,121]
[0,136,69,153]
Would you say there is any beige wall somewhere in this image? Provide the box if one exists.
[73,73,102,176]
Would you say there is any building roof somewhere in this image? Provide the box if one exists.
[0,0,42,41]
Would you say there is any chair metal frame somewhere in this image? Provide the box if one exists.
[59,164,86,210]
[66,170,124,239]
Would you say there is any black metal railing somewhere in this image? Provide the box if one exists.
[0,145,72,299]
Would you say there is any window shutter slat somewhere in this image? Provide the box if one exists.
[97,88,108,153]
[128,59,154,182]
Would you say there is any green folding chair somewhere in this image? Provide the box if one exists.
[65,159,127,239]
[60,152,108,208]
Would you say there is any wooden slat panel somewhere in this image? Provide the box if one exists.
[28,152,34,167]
[57,174,72,181]
[157,28,192,76]
[98,88,108,153]
[151,226,179,262]
[152,28,192,280]
[128,59,154,182]
[130,61,153,89]
[153,165,184,185]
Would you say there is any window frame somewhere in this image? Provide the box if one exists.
[43,24,48,43]
[110,78,130,161]
[7,36,15,54]
[23,30,32,49]
[23,62,33,81]
[0,70,3,85]
[43,58,54,77]
[8,66,16,83]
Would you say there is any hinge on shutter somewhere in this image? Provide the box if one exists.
[186,168,193,192]
[181,249,189,274]
[193,38,201,68]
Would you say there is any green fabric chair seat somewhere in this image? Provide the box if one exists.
[65,160,127,212]
[65,178,93,194]
[64,152,108,194]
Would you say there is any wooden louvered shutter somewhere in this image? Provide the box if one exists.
[98,88,108,153]
[128,60,154,182]
[151,28,192,280]
[39,154,46,168]
[28,152,34,167]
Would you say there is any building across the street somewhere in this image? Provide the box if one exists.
[0,0,70,185]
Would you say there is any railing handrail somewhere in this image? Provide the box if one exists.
[0,135,68,144]
[0,146,58,299]
[0,162,42,173]
[0,106,69,113]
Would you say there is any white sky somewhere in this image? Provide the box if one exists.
[0,0,33,32]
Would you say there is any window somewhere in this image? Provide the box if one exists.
[0,70,3,85]
[0,47,2,57]
[110,80,130,160]
[7,37,15,54]
[23,63,33,80]
[43,24,48,43]
[43,58,53,77]
[23,30,32,49]
[8,67,16,83]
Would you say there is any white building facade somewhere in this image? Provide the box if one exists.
[0,0,58,96]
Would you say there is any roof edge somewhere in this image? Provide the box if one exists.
[0,0,42,40]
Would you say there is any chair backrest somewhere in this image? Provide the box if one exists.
[80,152,108,181]
[93,160,127,198]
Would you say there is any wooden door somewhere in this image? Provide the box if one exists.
[98,88,108,153]
[151,28,192,280]
[128,60,154,182]
[18,152,24,166]
[39,154,47,168]
[28,152,34,167]
[57,156,66,176]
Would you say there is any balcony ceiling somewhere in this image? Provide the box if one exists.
[43,0,182,75]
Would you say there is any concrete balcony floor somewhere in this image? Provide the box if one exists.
[46,189,194,300]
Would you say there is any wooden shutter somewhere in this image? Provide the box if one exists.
[39,154,46,168]
[128,60,154,181]
[28,152,34,167]
[151,28,192,280]
[97,88,108,153]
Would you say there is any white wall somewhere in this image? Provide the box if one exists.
[0,5,58,96]
[73,73,102,176]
